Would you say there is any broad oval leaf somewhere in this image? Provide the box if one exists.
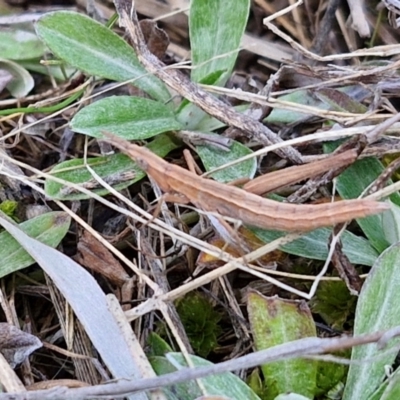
[0,211,70,278]
[329,155,391,252]
[160,352,261,400]
[147,332,173,357]
[70,96,182,140]
[190,0,250,86]
[45,153,141,200]
[252,226,379,266]
[0,28,45,60]
[197,140,256,182]
[35,11,170,102]
[343,242,400,400]
[247,292,317,399]
[45,133,180,200]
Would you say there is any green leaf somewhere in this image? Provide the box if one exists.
[45,153,140,200]
[0,58,34,98]
[151,352,261,400]
[147,333,173,357]
[0,211,71,279]
[266,90,326,124]
[70,96,182,140]
[197,140,256,182]
[251,226,379,266]
[247,369,269,399]
[150,356,201,399]
[35,11,170,102]
[247,292,317,399]
[342,242,400,400]
[176,102,247,133]
[368,380,390,400]
[331,157,391,252]
[0,28,45,60]
[324,142,400,253]
[45,133,180,200]
[266,87,368,124]
[165,352,261,400]
[382,202,400,245]
[189,0,250,86]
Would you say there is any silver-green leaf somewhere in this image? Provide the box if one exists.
[197,140,256,182]
[252,226,379,266]
[0,211,71,278]
[0,28,45,60]
[70,96,182,140]
[190,0,250,86]
[35,11,170,102]
[343,242,400,400]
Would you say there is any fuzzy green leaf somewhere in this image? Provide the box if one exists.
[247,292,317,399]
[252,226,379,266]
[324,143,400,253]
[0,58,34,98]
[0,212,70,278]
[343,242,400,400]
[190,0,250,86]
[70,96,182,140]
[147,333,173,357]
[35,11,170,102]
[45,133,180,200]
[266,87,368,124]
[166,353,261,400]
[0,28,45,60]
[197,140,256,182]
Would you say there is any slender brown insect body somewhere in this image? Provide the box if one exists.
[103,133,389,232]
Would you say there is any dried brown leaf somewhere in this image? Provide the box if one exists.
[0,323,42,368]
